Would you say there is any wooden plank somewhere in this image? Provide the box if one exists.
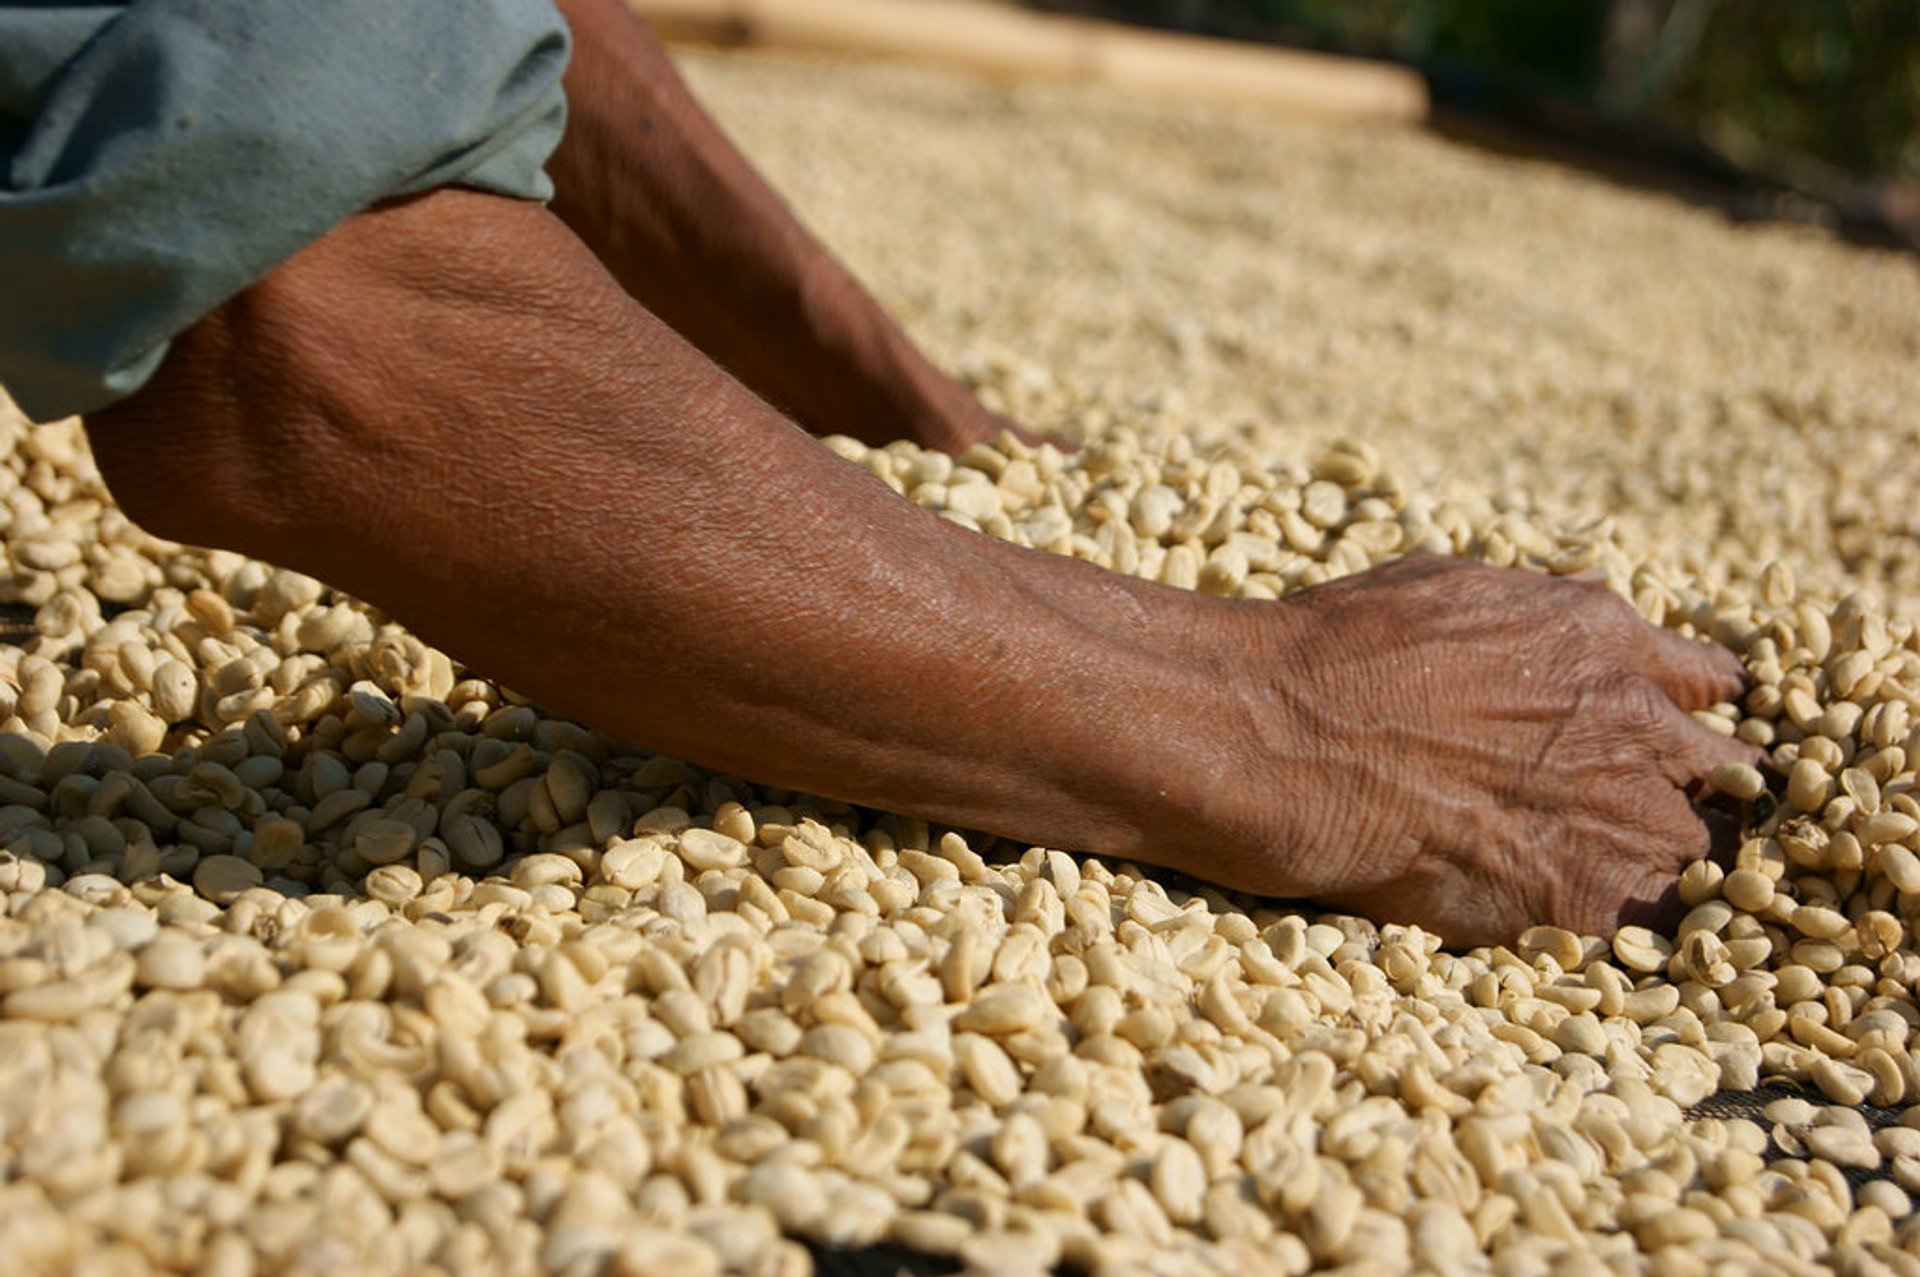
[627,0,1427,122]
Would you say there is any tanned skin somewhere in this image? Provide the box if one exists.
[80,3,1758,946]
[544,0,1010,453]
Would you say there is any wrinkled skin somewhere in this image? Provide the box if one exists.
[1216,555,1758,944]
[78,10,1755,949]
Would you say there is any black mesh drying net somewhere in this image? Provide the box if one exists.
[1686,1079,1915,1197]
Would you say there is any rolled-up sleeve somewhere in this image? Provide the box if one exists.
[0,0,570,422]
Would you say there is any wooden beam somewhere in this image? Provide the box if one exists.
[628,0,1427,123]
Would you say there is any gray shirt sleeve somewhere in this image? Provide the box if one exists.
[0,0,571,422]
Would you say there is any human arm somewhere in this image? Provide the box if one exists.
[82,190,1755,945]
[542,0,1011,454]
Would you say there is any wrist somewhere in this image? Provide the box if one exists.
[1111,591,1327,898]
[956,547,1311,890]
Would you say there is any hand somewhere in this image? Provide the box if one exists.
[1204,555,1756,945]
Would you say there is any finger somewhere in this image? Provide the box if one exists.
[1633,624,1748,710]
[1571,779,1715,873]
[1539,782,1703,937]
[1568,581,1745,708]
[1563,850,1692,939]
[1649,692,1766,794]
[1550,799,1739,940]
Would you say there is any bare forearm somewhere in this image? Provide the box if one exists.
[545,0,999,451]
[80,187,1755,947]
[84,192,1210,860]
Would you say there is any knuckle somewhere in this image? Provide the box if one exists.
[1596,675,1669,737]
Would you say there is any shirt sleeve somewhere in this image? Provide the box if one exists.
[0,0,571,422]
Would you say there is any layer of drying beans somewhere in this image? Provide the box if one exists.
[4,46,1920,1277]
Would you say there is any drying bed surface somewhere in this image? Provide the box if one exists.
[3,46,1920,1277]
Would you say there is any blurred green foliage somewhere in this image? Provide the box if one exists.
[1040,0,1920,185]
